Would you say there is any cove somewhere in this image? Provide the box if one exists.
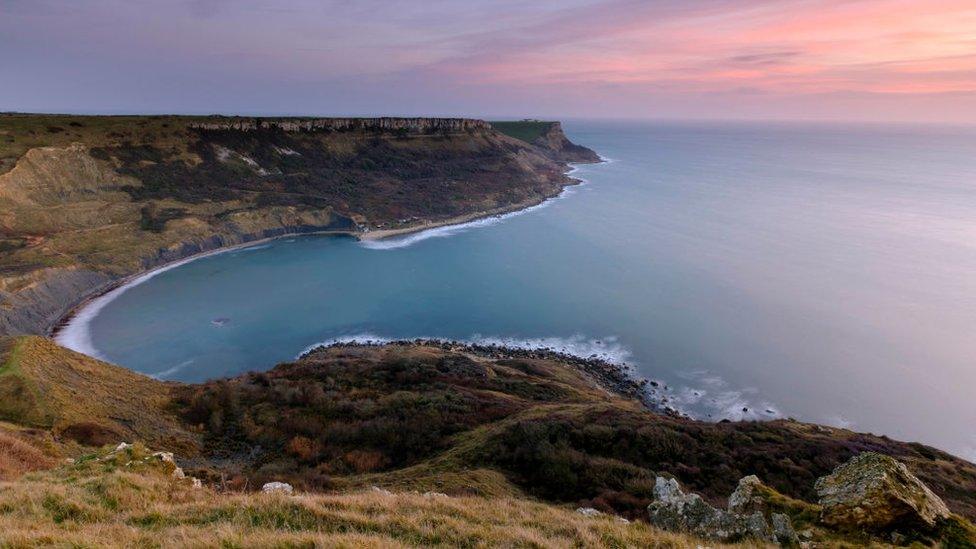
[59,120,976,460]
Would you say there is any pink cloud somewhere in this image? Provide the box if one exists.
[432,0,976,99]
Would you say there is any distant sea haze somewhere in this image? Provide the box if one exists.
[59,120,976,461]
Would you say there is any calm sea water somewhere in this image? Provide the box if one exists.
[61,121,976,460]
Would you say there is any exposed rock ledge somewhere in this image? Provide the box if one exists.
[187,117,491,134]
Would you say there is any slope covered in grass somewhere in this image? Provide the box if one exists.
[0,338,974,546]
[176,342,976,523]
[0,336,193,451]
[0,443,715,548]
[490,120,556,143]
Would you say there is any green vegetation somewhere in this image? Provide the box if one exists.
[0,444,718,548]
[0,338,974,546]
[490,120,555,143]
[173,343,976,524]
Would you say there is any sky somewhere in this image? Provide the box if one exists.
[2,0,975,122]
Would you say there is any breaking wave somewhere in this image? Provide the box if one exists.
[297,332,780,423]
[359,163,594,251]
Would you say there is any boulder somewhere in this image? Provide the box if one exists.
[576,507,603,517]
[771,513,800,546]
[262,481,294,495]
[814,452,950,531]
[727,475,800,545]
[728,475,767,515]
[647,477,779,543]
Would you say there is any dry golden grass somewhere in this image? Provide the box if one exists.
[0,445,738,548]
[0,427,54,480]
[0,336,196,453]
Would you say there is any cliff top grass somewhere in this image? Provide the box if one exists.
[489,120,556,143]
[0,444,722,548]
[0,114,198,176]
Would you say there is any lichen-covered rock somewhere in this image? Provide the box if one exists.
[262,481,294,495]
[728,475,767,515]
[771,513,800,546]
[648,477,721,532]
[814,452,950,530]
[647,477,779,543]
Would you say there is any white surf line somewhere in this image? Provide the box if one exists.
[298,333,631,364]
[54,239,280,359]
[359,160,608,251]
[297,331,782,422]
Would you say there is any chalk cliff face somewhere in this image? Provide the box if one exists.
[532,122,603,163]
[0,115,599,336]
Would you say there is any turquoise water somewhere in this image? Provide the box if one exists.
[61,121,976,460]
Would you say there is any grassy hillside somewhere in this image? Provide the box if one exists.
[0,338,974,545]
[0,336,193,451]
[490,120,556,143]
[0,443,716,548]
[174,342,976,524]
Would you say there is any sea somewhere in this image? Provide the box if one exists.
[57,120,976,460]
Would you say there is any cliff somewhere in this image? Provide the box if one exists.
[0,114,600,336]
[186,116,491,133]
[491,120,602,163]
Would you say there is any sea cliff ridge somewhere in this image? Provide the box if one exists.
[0,114,597,336]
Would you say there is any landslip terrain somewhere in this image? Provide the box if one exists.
[1,115,974,546]
[0,114,598,337]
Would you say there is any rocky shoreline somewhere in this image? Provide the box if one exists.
[300,338,681,416]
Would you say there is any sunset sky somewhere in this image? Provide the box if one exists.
[2,0,975,122]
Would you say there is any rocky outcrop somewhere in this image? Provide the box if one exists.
[815,452,951,531]
[728,474,768,515]
[647,476,797,545]
[532,122,602,163]
[188,117,491,134]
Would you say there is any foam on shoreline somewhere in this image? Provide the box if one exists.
[297,332,782,422]
[359,162,595,251]
[54,243,275,358]
[54,162,598,351]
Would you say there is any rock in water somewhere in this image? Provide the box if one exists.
[262,481,294,495]
[814,452,950,530]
